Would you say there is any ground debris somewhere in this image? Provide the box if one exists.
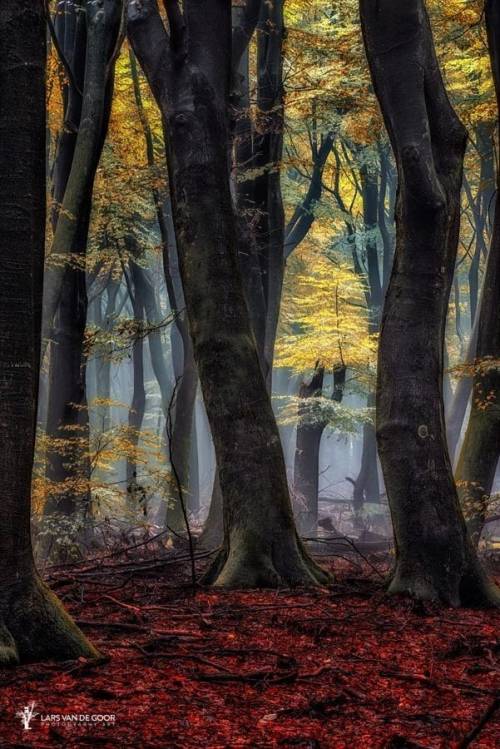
[0,556,498,747]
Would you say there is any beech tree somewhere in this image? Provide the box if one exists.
[360,0,499,605]
[0,0,96,663]
[43,0,124,534]
[456,0,500,547]
[128,0,328,586]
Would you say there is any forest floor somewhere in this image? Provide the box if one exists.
[0,545,499,749]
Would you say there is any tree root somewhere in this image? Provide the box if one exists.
[387,556,500,608]
[202,534,331,588]
[0,572,99,665]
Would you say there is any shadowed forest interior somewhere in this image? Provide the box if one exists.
[0,0,500,747]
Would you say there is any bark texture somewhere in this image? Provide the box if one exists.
[128,0,328,587]
[361,0,499,606]
[455,0,500,547]
[0,0,97,663]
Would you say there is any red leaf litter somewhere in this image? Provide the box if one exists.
[0,553,499,748]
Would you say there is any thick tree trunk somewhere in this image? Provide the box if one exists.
[0,0,97,664]
[455,0,500,548]
[361,0,498,606]
[128,0,328,587]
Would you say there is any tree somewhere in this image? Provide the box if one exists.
[455,0,500,547]
[360,0,499,605]
[43,0,124,540]
[128,0,328,587]
[0,0,96,663]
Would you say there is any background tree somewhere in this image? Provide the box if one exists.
[456,0,500,548]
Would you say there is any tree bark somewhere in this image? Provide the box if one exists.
[128,0,328,587]
[293,366,326,536]
[0,0,97,664]
[350,148,382,512]
[361,0,499,606]
[43,0,123,537]
[455,0,500,548]
[130,55,200,528]
[126,272,146,495]
[294,366,346,536]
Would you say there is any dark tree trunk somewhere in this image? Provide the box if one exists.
[126,274,146,495]
[351,150,382,511]
[130,55,200,531]
[294,366,346,536]
[0,0,96,664]
[128,0,328,587]
[293,366,326,536]
[466,123,495,325]
[254,0,286,388]
[455,0,500,548]
[50,0,87,230]
[361,0,498,605]
[43,0,123,536]
[284,133,334,259]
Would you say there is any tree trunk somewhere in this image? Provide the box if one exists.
[351,149,382,511]
[0,0,97,664]
[294,366,326,536]
[294,366,346,536]
[455,0,500,548]
[361,0,498,606]
[254,0,286,388]
[126,275,146,496]
[129,57,200,532]
[43,0,123,542]
[128,0,328,587]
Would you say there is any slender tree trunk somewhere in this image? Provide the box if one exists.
[456,0,500,548]
[0,0,97,664]
[130,54,199,532]
[351,151,382,510]
[128,0,328,587]
[294,367,326,536]
[254,0,286,388]
[294,366,346,536]
[126,278,146,495]
[43,1,123,539]
[361,0,498,605]
[446,310,480,461]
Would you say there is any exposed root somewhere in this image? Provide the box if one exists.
[202,534,331,589]
[387,558,500,608]
[1,572,99,664]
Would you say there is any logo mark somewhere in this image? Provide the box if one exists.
[16,702,38,730]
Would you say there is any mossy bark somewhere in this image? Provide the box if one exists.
[361,0,499,606]
[129,0,329,588]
